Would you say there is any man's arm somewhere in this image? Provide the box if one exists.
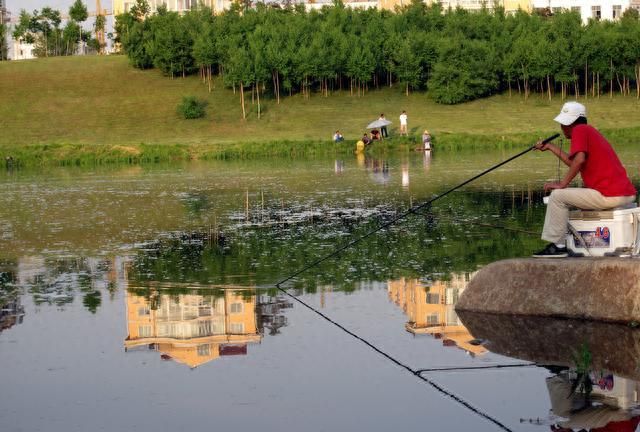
[534,142,572,167]
[543,151,586,192]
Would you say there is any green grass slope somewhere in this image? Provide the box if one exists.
[2,55,639,163]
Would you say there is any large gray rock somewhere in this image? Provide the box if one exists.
[455,258,640,323]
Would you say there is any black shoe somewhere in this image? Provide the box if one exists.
[532,243,568,258]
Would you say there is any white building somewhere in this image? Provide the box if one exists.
[531,0,631,21]
[114,0,637,21]
[113,0,233,15]
[302,0,379,10]
[10,40,36,60]
[0,0,8,25]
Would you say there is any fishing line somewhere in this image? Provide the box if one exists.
[416,363,535,373]
[271,134,560,432]
[275,133,559,288]
[274,286,516,432]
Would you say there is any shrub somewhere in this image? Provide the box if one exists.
[177,96,207,119]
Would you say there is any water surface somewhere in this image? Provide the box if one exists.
[2,147,640,432]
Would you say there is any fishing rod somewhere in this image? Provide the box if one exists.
[275,132,560,288]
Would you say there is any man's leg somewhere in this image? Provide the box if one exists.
[542,188,636,244]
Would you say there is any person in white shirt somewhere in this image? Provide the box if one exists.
[399,111,408,136]
[379,114,388,138]
[333,130,344,142]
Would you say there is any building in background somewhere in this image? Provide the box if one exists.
[531,0,632,21]
[113,0,233,15]
[114,0,637,19]
[0,0,9,25]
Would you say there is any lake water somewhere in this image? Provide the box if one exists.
[2,147,640,432]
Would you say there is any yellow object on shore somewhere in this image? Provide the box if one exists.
[356,140,365,152]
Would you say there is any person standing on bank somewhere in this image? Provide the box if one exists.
[379,114,388,139]
[399,111,408,136]
[532,101,637,258]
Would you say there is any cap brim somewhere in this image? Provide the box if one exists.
[554,112,579,126]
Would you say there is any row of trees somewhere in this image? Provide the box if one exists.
[11,0,106,57]
[116,0,640,111]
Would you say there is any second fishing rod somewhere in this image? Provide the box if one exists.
[275,132,560,288]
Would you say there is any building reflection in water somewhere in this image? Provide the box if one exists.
[125,288,291,368]
[0,297,25,333]
[458,312,640,430]
[387,274,485,356]
[0,261,24,332]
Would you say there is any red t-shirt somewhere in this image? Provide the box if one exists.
[569,124,637,197]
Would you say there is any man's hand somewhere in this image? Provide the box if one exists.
[544,181,566,192]
[535,140,555,152]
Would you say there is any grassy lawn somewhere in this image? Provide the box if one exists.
[1,55,640,161]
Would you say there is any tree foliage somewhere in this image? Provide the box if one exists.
[12,4,93,57]
[113,4,640,107]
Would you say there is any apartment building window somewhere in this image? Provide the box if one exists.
[571,6,581,14]
[612,5,622,19]
[230,302,243,314]
[591,5,601,19]
[229,322,244,334]
[426,292,440,304]
[552,7,562,14]
[138,306,150,316]
[138,325,152,337]
[197,344,211,356]
[426,313,439,325]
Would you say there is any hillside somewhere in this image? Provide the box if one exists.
[2,55,640,148]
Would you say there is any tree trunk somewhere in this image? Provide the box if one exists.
[592,72,595,98]
[584,62,588,98]
[539,80,543,98]
[240,81,246,120]
[616,72,623,94]
[272,71,277,101]
[610,59,614,99]
[257,81,261,119]
[405,82,409,97]
[547,75,551,101]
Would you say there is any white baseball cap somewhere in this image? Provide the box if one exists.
[554,101,587,126]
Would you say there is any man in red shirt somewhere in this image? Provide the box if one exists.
[532,102,637,257]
